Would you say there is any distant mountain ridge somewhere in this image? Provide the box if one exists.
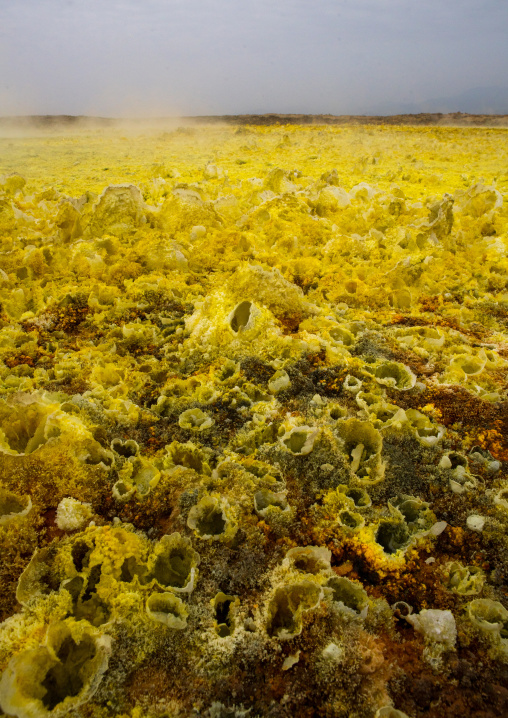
[369,86,508,116]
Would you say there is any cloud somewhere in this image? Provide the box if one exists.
[0,0,507,115]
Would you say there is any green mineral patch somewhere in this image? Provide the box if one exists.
[0,122,508,717]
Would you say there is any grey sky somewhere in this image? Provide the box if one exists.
[1,0,507,116]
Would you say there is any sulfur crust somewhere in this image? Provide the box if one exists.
[0,122,507,718]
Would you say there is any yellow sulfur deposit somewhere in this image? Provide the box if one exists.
[0,120,508,718]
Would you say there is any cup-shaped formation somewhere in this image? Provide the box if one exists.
[187,496,233,539]
[266,581,322,639]
[0,620,111,718]
[0,488,32,525]
[325,576,369,619]
[212,592,239,637]
[146,592,188,629]
[280,426,318,456]
[149,533,200,593]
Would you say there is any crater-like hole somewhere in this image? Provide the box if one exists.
[63,576,84,603]
[153,548,192,588]
[330,327,353,346]
[345,440,374,462]
[417,426,439,438]
[111,439,138,457]
[294,558,318,573]
[146,591,188,628]
[254,489,287,512]
[73,563,110,626]
[376,366,398,381]
[461,358,483,375]
[376,407,397,422]
[196,506,226,536]
[114,481,130,497]
[0,491,25,515]
[267,588,297,637]
[326,577,367,614]
[214,593,235,637]
[448,452,468,469]
[82,564,102,602]
[73,594,110,627]
[396,499,422,524]
[375,521,410,554]
[41,635,96,710]
[148,594,180,616]
[170,444,203,472]
[267,583,320,637]
[392,601,412,618]
[338,510,361,528]
[219,362,236,381]
[120,556,148,584]
[230,301,252,332]
[71,541,93,572]
[346,488,370,508]
[330,407,345,420]
[285,430,307,453]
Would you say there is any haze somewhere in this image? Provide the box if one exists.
[1,0,508,117]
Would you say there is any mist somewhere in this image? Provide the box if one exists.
[1,0,508,117]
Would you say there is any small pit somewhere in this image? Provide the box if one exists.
[327,577,367,615]
[285,430,308,454]
[376,520,410,554]
[153,548,192,588]
[213,592,236,637]
[230,301,252,333]
[41,635,96,710]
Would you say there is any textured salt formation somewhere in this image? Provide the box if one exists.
[0,123,507,717]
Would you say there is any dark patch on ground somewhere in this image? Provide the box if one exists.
[3,113,508,131]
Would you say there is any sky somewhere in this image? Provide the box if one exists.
[1,0,508,117]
